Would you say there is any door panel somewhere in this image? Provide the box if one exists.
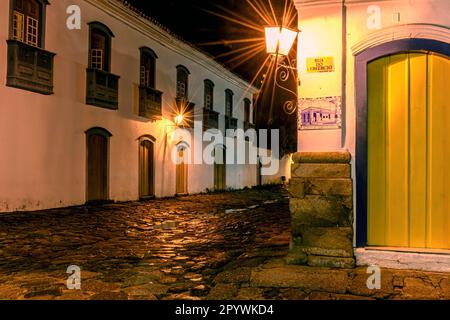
[409,53,428,248]
[176,147,187,194]
[386,54,409,246]
[214,148,226,191]
[139,140,154,197]
[427,54,450,248]
[367,52,450,249]
[87,134,108,201]
[367,57,388,245]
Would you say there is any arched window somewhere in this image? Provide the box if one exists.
[11,0,47,48]
[244,98,251,123]
[88,22,114,72]
[176,65,190,99]
[204,79,214,110]
[225,89,234,117]
[140,47,157,88]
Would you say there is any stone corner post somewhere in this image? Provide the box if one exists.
[287,151,355,268]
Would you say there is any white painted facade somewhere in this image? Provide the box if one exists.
[292,0,450,270]
[0,0,265,212]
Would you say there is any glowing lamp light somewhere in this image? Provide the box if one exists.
[265,26,298,56]
[174,114,184,126]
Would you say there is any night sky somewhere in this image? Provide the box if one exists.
[126,0,291,83]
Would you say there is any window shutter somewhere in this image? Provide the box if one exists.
[13,11,24,42]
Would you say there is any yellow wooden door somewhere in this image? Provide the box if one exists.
[367,52,450,250]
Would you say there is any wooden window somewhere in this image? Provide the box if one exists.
[88,22,114,72]
[7,0,55,95]
[12,0,42,47]
[90,29,107,70]
[12,11,24,41]
[90,49,103,70]
[225,89,233,117]
[140,48,157,88]
[25,16,38,46]
[86,22,117,109]
[244,98,251,123]
[176,65,190,99]
[204,79,214,110]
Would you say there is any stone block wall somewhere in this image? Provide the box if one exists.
[287,152,355,268]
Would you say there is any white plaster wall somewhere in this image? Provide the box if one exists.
[296,3,344,152]
[0,0,258,212]
[261,153,292,185]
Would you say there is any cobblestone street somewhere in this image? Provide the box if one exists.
[0,186,449,300]
[0,187,291,300]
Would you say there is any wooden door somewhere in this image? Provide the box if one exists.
[214,148,226,191]
[367,52,450,249]
[139,139,154,198]
[176,147,187,194]
[87,134,108,201]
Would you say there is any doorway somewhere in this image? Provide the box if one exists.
[86,128,111,202]
[366,51,450,249]
[214,146,226,191]
[139,138,155,198]
[176,145,188,195]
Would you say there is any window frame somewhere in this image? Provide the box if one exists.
[176,65,190,100]
[225,89,234,117]
[204,79,214,110]
[139,47,158,89]
[244,98,251,123]
[88,21,115,72]
[9,0,48,48]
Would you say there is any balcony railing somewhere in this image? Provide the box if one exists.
[203,108,219,130]
[244,121,256,131]
[225,115,238,131]
[86,68,120,109]
[6,40,56,95]
[139,85,163,120]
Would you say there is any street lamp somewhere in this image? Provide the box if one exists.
[264,26,299,115]
[174,114,184,126]
[264,26,298,56]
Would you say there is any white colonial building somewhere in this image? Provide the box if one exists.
[0,0,268,212]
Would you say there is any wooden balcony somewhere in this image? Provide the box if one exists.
[139,85,163,120]
[202,108,219,130]
[86,68,120,110]
[225,115,238,131]
[6,40,56,95]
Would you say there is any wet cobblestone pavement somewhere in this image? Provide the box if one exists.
[1,186,449,300]
[0,187,291,300]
